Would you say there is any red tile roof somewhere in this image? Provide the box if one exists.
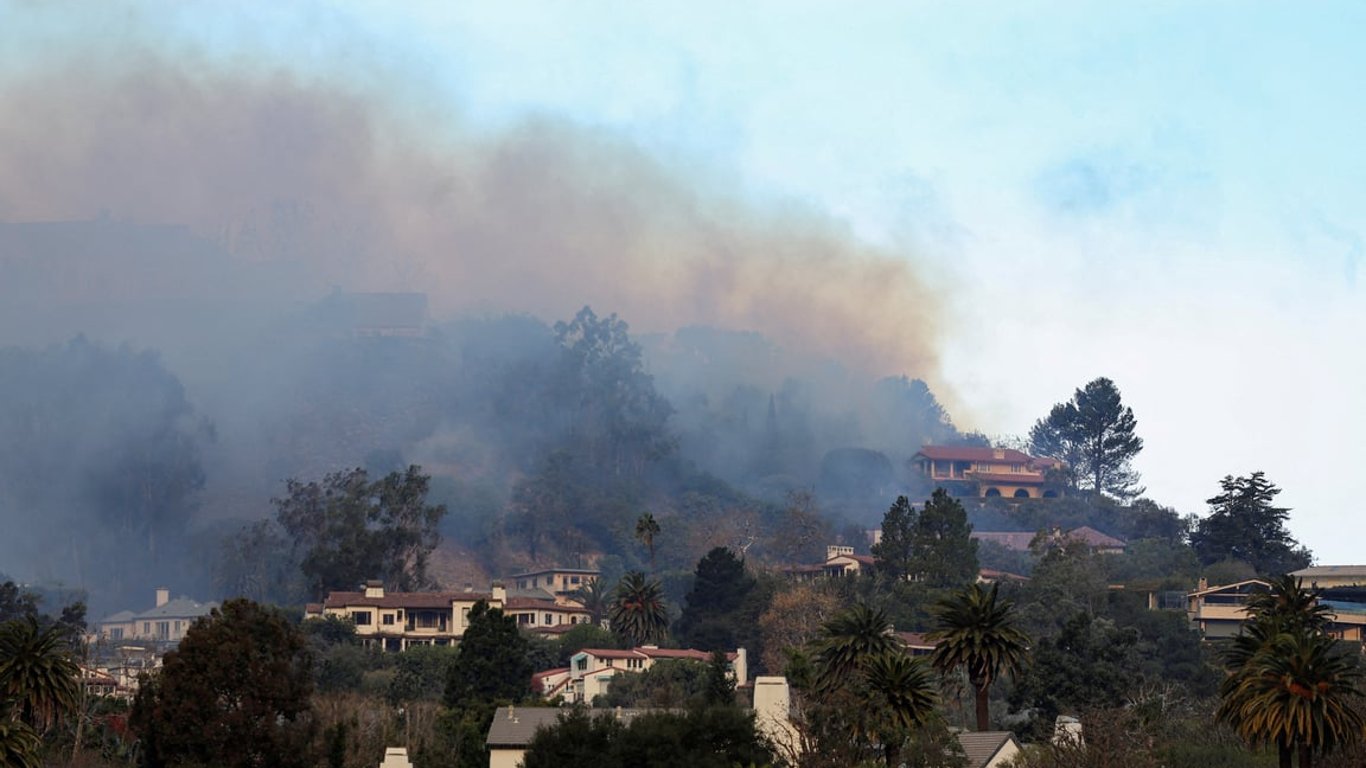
[894,631,938,650]
[1066,526,1127,549]
[914,446,1034,463]
[579,648,642,660]
[322,591,485,610]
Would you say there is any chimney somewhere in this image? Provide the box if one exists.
[155,588,170,608]
[1198,577,1209,592]
[364,580,384,599]
[733,647,749,688]
[993,448,1006,460]
[491,581,506,605]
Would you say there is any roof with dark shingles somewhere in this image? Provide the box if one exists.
[957,731,1019,768]
[486,707,653,747]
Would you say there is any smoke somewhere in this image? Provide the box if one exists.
[0,54,944,386]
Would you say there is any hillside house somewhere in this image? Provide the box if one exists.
[509,567,600,599]
[551,646,749,703]
[94,588,217,647]
[958,732,1023,768]
[912,446,1063,499]
[1186,578,1366,640]
[785,545,876,581]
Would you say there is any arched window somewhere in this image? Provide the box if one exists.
[984,487,1002,498]
[1013,489,1031,499]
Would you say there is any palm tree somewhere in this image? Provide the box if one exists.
[813,604,937,764]
[813,603,898,691]
[0,714,41,768]
[571,578,610,626]
[635,513,661,570]
[0,617,80,733]
[928,582,1030,731]
[863,650,938,767]
[1218,577,1362,768]
[1219,630,1363,768]
[608,572,669,646]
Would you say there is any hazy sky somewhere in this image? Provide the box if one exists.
[6,3,1364,561]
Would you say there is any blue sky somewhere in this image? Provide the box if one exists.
[6,2,1364,560]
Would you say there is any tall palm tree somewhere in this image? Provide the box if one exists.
[608,572,669,646]
[635,513,661,570]
[0,617,80,733]
[928,582,1030,732]
[1219,630,1363,768]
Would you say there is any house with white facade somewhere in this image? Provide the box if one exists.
[552,645,749,703]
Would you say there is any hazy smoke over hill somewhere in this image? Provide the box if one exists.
[0,56,942,382]
[0,31,954,609]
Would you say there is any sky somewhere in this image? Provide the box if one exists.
[4,2,1364,561]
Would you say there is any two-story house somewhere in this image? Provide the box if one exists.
[510,568,600,600]
[94,588,217,647]
[306,581,511,651]
[552,646,749,703]
[911,446,1063,499]
[1186,578,1366,640]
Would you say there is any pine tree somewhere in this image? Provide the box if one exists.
[871,496,917,581]
[907,489,979,587]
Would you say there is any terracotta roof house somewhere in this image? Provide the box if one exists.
[785,545,876,581]
[912,445,1065,499]
[558,646,748,704]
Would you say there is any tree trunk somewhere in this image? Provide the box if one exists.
[1278,742,1292,768]
[1299,744,1312,768]
[975,685,990,732]
[885,739,900,768]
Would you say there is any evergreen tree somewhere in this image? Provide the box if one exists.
[1029,377,1143,499]
[907,489,979,588]
[444,601,532,708]
[1190,472,1311,576]
[871,496,917,581]
[675,548,754,651]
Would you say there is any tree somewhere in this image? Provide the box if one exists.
[810,603,938,767]
[929,582,1030,731]
[444,601,532,709]
[757,582,840,674]
[908,489,979,588]
[0,718,40,768]
[131,599,314,768]
[1191,472,1312,576]
[274,465,446,598]
[608,572,669,647]
[675,547,755,651]
[551,306,675,479]
[0,616,79,733]
[1216,576,1360,768]
[570,578,610,626]
[1029,377,1144,499]
[871,496,917,581]
[1008,611,1139,739]
[635,512,661,570]
[522,706,774,768]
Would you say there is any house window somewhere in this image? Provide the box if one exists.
[156,622,170,640]
[545,613,555,625]
[110,628,123,641]
[461,607,470,627]
[142,622,150,635]
[606,659,614,667]
[518,614,531,625]
[576,657,587,671]
[383,614,395,626]
[627,659,643,670]
[354,611,373,626]
[571,576,581,585]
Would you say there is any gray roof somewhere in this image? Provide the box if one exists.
[98,610,137,624]
[1293,565,1366,578]
[486,707,654,747]
[136,598,217,620]
[957,731,1019,768]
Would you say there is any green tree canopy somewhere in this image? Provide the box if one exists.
[1190,472,1312,576]
[908,489,980,588]
[130,599,314,768]
[0,615,79,734]
[1029,376,1144,499]
[522,706,774,768]
[444,601,532,709]
[274,465,446,598]
[674,547,755,651]
[872,496,917,581]
[929,582,1029,732]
